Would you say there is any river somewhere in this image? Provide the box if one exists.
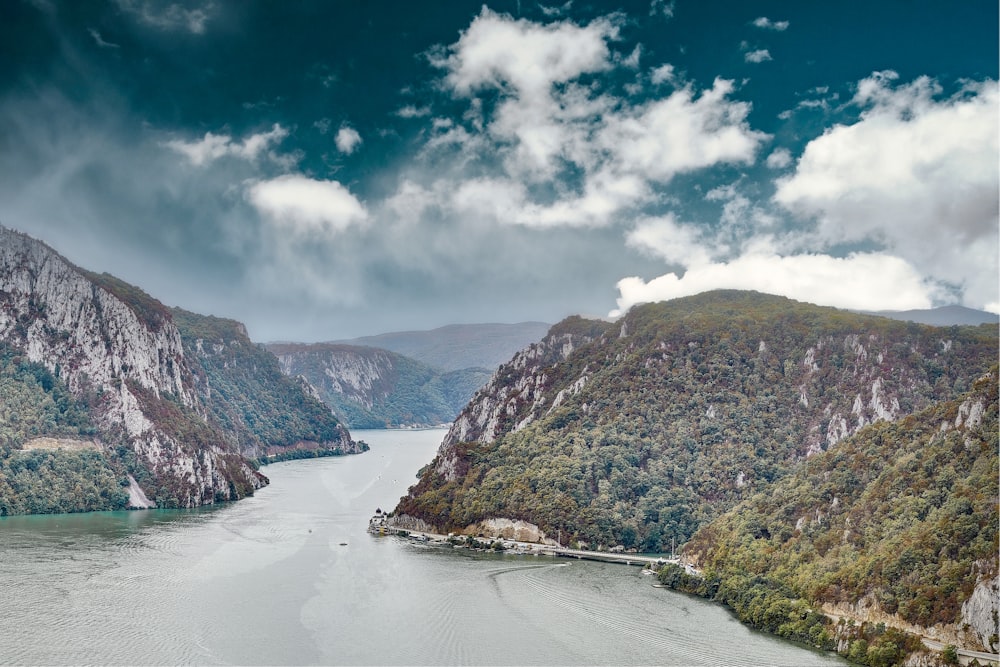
[0,429,846,665]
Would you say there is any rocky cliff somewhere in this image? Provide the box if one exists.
[0,226,359,511]
[172,310,362,459]
[395,291,997,552]
[267,342,491,428]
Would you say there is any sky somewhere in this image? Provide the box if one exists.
[1,1,997,341]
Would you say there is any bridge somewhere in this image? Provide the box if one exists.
[547,546,678,568]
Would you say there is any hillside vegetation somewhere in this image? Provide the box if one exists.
[0,225,364,514]
[669,370,998,663]
[0,341,128,514]
[172,309,359,457]
[395,292,997,554]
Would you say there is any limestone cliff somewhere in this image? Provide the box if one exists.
[267,342,491,428]
[0,226,359,510]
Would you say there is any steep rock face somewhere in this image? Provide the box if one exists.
[395,291,997,551]
[435,316,611,481]
[0,231,189,403]
[267,343,491,428]
[172,310,360,459]
[271,344,399,411]
[0,227,262,506]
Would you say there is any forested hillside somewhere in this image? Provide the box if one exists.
[394,291,997,553]
[267,343,491,428]
[666,369,998,664]
[172,310,361,458]
[0,340,128,514]
[0,226,363,514]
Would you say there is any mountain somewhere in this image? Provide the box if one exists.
[171,310,360,458]
[266,343,492,428]
[861,305,999,327]
[392,291,997,554]
[334,322,551,372]
[669,369,998,662]
[0,226,361,514]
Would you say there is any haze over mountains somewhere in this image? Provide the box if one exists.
[265,322,551,428]
[333,322,552,373]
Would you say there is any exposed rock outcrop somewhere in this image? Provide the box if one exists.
[0,226,361,510]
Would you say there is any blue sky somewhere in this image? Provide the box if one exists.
[1,1,996,340]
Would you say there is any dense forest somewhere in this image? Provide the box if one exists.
[396,292,998,553]
[665,369,998,664]
[0,342,128,514]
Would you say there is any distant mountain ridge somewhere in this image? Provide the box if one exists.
[333,322,551,372]
[860,305,999,326]
[0,226,362,514]
[266,342,491,428]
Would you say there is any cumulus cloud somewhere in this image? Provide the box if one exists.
[437,8,617,98]
[774,72,999,310]
[753,17,789,31]
[419,9,767,227]
[625,213,712,267]
[335,126,362,154]
[611,252,937,316]
[650,63,675,85]
[164,124,289,166]
[744,49,772,64]
[765,148,792,169]
[598,78,766,183]
[246,175,368,235]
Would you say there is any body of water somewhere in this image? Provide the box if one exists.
[0,429,846,665]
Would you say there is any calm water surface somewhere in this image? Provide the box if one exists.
[0,429,846,665]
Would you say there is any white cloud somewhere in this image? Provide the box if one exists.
[411,10,768,230]
[247,175,368,236]
[650,64,675,85]
[625,214,712,267]
[611,252,937,317]
[396,105,432,118]
[115,0,214,34]
[649,0,675,18]
[438,8,617,98]
[774,73,999,311]
[335,126,362,154]
[540,1,573,18]
[164,124,289,166]
[88,28,120,48]
[599,78,766,183]
[752,17,789,31]
[765,148,792,169]
[744,49,772,64]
